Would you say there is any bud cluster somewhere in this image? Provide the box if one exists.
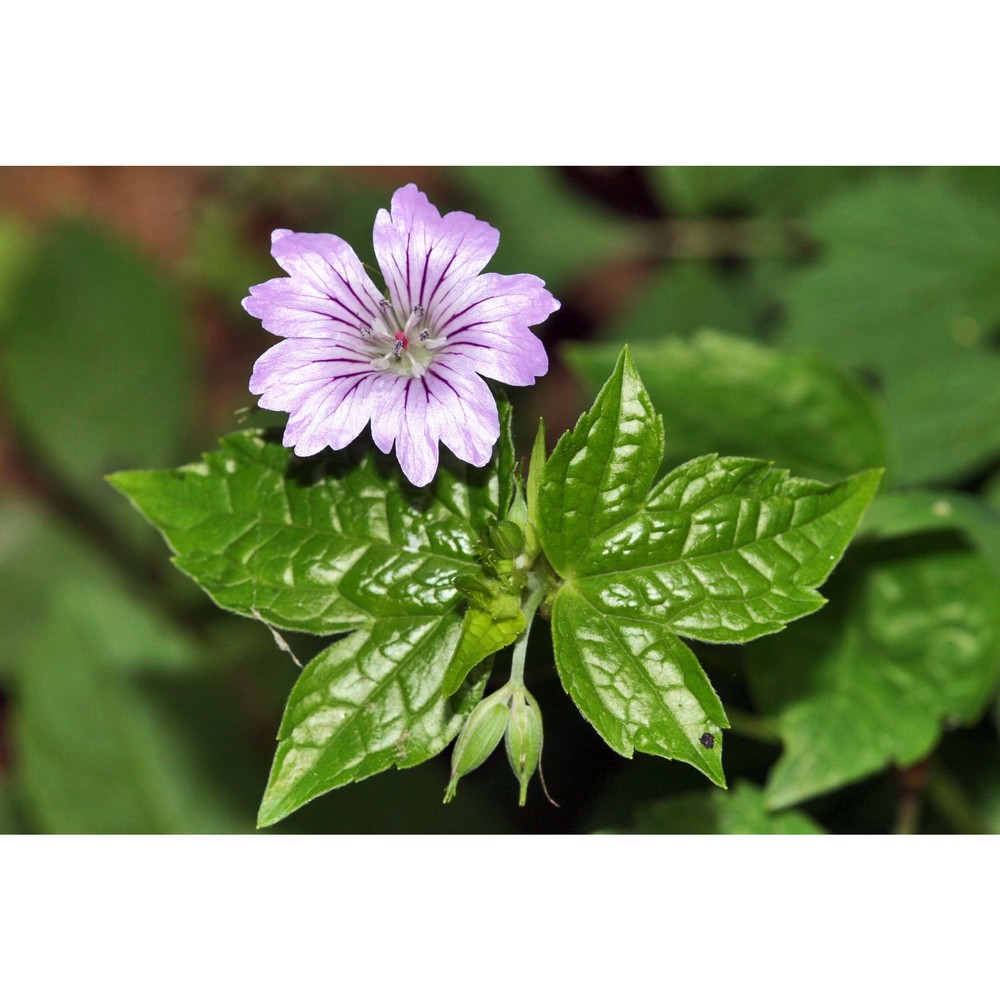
[444,681,544,806]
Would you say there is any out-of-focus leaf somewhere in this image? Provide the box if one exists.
[1,221,193,509]
[539,349,878,787]
[0,782,32,833]
[860,490,1000,583]
[596,264,768,342]
[451,166,635,291]
[567,331,889,482]
[748,543,1000,809]
[0,215,37,325]
[605,782,824,834]
[17,582,251,833]
[649,166,873,216]
[781,176,1000,484]
[258,617,488,827]
[0,498,121,680]
[187,200,264,310]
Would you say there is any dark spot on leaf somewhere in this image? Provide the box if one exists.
[700,732,715,749]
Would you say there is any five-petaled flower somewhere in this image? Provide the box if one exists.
[243,184,560,486]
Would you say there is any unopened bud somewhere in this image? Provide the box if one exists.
[505,686,543,806]
[444,685,511,803]
[491,519,525,560]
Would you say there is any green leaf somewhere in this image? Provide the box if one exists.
[443,601,524,697]
[0,214,37,326]
[550,591,728,785]
[1,221,194,511]
[597,264,770,344]
[112,411,516,823]
[541,350,882,641]
[0,497,120,680]
[748,543,1000,809]
[17,582,250,833]
[566,331,889,483]
[526,418,546,529]
[451,166,635,291]
[258,615,488,827]
[860,490,1000,584]
[110,426,510,635]
[649,165,873,216]
[539,348,664,578]
[781,176,1000,484]
[539,348,879,787]
[609,783,825,834]
[0,781,32,834]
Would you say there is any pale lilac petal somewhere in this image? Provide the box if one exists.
[243,278,370,342]
[242,230,384,340]
[434,273,558,385]
[424,365,500,467]
[284,373,380,455]
[368,378,437,487]
[250,337,378,454]
[372,184,499,317]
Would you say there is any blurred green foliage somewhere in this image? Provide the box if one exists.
[1,165,999,834]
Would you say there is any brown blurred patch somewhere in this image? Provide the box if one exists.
[0,166,208,263]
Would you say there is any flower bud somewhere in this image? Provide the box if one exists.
[444,685,511,803]
[491,519,525,560]
[505,686,544,806]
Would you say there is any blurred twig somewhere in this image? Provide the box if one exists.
[725,707,782,745]
[638,218,809,260]
[925,765,993,835]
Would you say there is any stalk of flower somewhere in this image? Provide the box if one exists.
[243,184,560,486]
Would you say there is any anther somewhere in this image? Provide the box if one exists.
[413,305,425,318]
[359,323,372,337]
[419,329,430,342]
[392,339,404,359]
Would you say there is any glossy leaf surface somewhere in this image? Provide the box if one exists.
[110,424,511,636]
[539,349,879,786]
[111,411,514,824]
[259,615,488,826]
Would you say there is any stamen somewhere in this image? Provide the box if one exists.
[413,305,425,318]
[391,339,404,359]
[359,323,372,337]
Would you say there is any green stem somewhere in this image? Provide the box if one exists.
[925,766,992,835]
[724,707,782,746]
[509,576,546,688]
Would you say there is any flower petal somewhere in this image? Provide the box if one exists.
[243,230,384,341]
[369,377,439,487]
[423,364,500,468]
[372,184,500,318]
[249,337,381,454]
[434,273,559,385]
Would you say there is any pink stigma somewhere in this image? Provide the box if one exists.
[395,331,409,349]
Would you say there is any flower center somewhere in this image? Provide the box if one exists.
[360,299,447,377]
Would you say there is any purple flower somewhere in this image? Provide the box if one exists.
[243,184,560,487]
